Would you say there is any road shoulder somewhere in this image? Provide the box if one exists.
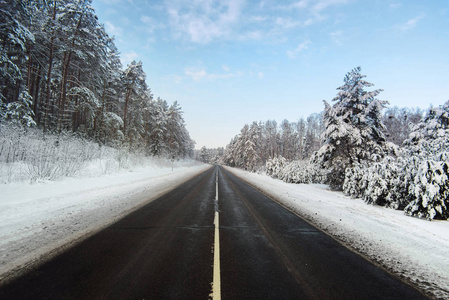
[0,164,212,284]
[223,165,449,300]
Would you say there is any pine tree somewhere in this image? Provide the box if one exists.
[3,90,36,127]
[405,100,449,155]
[148,98,168,156]
[312,67,389,189]
[0,0,34,104]
[403,101,449,220]
[122,60,147,138]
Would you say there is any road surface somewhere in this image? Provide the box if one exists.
[0,166,428,299]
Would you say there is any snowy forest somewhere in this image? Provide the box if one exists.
[2,1,448,221]
[203,67,449,221]
[0,0,195,158]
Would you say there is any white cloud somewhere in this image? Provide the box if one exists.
[275,0,351,27]
[105,21,122,36]
[185,68,208,82]
[275,17,302,29]
[239,30,264,41]
[249,15,269,22]
[389,3,402,9]
[258,72,264,79]
[166,0,245,43]
[329,30,343,46]
[291,0,310,9]
[121,51,139,66]
[140,15,157,33]
[311,0,350,13]
[185,67,242,82]
[287,40,311,58]
[396,15,425,31]
[100,0,123,4]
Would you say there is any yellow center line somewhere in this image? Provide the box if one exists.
[212,211,221,299]
[212,170,221,299]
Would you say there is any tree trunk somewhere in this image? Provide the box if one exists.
[33,64,42,121]
[123,87,131,134]
[43,1,57,132]
[58,11,84,131]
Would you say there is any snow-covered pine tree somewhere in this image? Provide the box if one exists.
[122,60,147,137]
[312,67,389,189]
[296,118,306,159]
[148,97,168,156]
[405,155,449,220]
[3,90,36,127]
[403,101,449,220]
[0,0,34,105]
[263,120,279,159]
[199,146,209,163]
[342,162,368,198]
[362,156,398,206]
[405,100,449,155]
[102,112,124,144]
[244,122,262,171]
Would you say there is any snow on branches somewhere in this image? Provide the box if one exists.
[266,156,328,184]
[2,90,36,127]
[312,67,389,189]
[0,0,195,159]
[343,100,449,220]
[405,156,449,220]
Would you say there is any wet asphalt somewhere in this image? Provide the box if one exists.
[0,166,428,299]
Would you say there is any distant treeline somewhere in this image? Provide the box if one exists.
[200,67,449,220]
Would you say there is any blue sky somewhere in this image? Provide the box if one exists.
[91,0,449,149]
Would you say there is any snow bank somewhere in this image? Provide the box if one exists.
[0,160,211,282]
[225,166,449,300]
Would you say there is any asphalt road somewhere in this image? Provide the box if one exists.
[0,165,428,299]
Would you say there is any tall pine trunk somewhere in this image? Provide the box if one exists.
[123,87,131,134]
[43,1,57,132]
[58,11,84,132]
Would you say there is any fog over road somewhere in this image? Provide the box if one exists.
[0,166,427,299]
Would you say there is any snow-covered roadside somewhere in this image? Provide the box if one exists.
[0,161,211,283]
[225,166,449,300]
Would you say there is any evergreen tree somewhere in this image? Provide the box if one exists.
[3,90,36,127]
[0,0,195,158]
[403,100,449,220]
[148,98,168,156]
[405,100,449,155]
[0,0,34,103]
[122,60,147,136]
[200,146,209,163]
[312,67,388,189]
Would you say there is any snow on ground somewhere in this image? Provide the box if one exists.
[0,160,211,283]
[225,166,449,300]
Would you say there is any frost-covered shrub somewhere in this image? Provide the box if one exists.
[390,155,420,209]
[404,155,449,220]
[343,155,417,209]
[266,156,328,184]
[343,163,368,198]
[343,149,449,219]
[266,156,287,179]
[363,157,397,206]
[0,125,152,183]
